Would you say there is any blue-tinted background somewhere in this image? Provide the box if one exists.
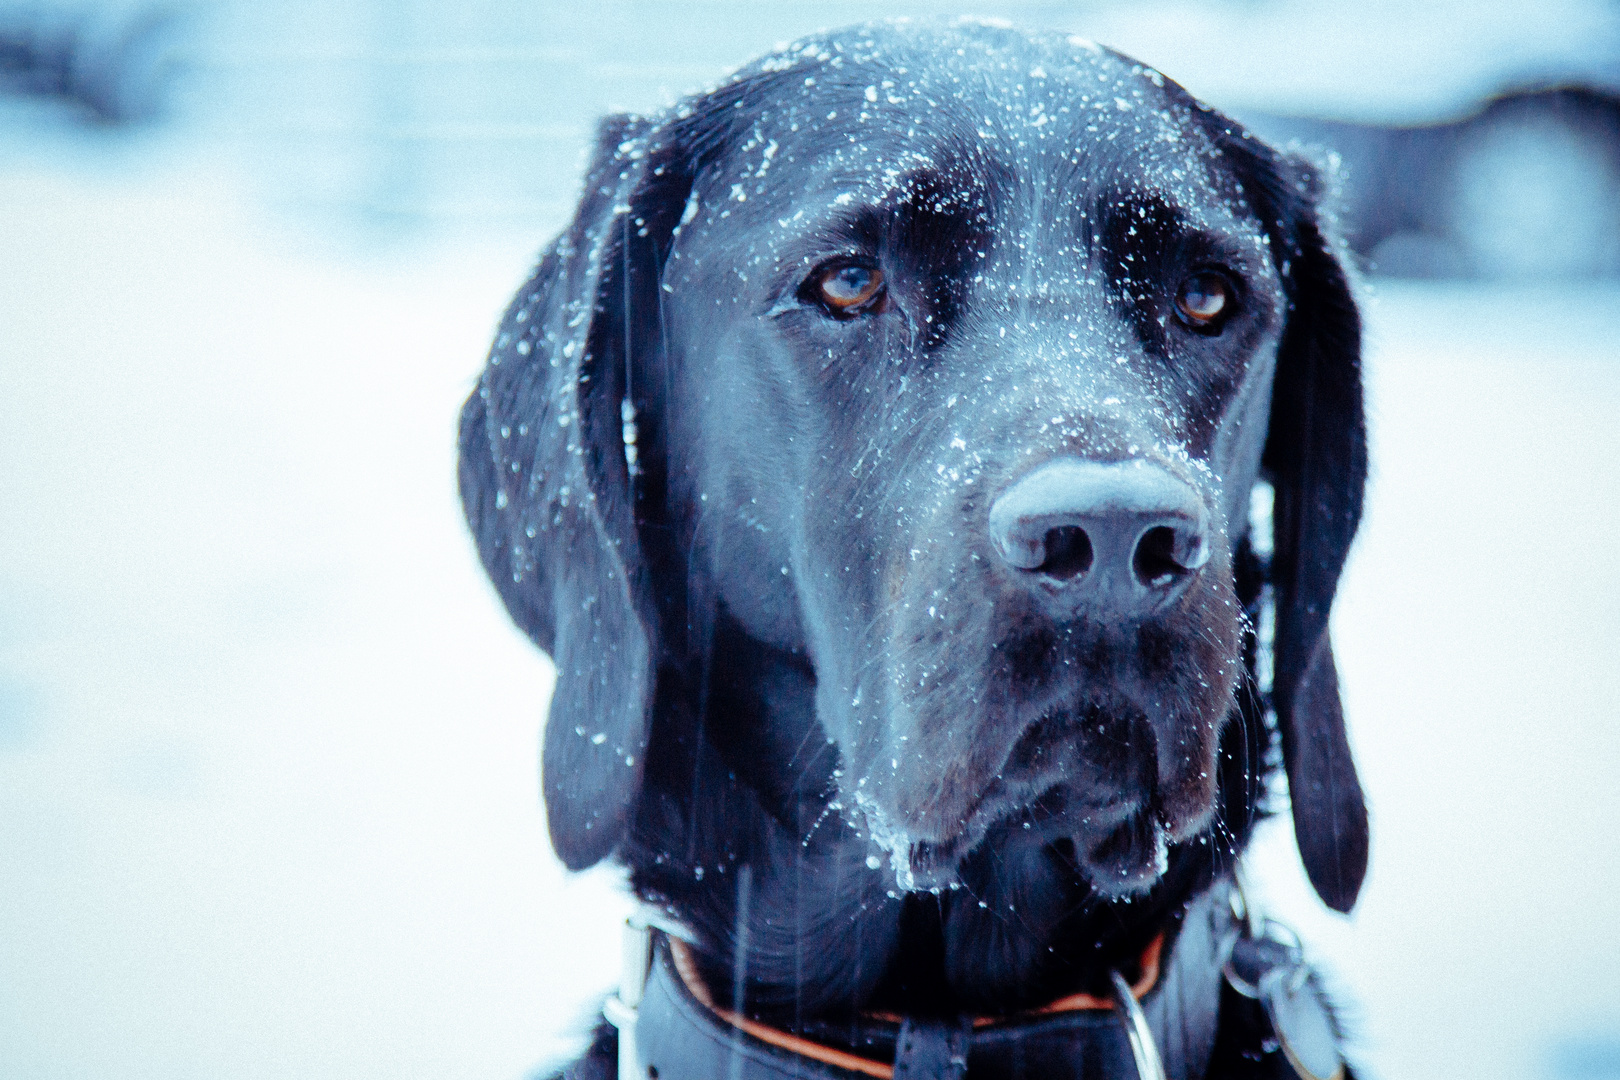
[2,2,1619,1078]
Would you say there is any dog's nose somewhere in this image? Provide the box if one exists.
[988,459,1210,612]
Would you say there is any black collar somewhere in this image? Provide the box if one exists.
[609,887,1240,1080]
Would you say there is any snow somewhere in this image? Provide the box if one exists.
[0,144,634,1080]
[3,4,1620,1078]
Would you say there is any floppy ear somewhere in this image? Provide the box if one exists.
[1218,128,1370,912]
[460,65,799,870]
[458,113,683,870]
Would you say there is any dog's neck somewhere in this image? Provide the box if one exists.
[623,607,1244,1024]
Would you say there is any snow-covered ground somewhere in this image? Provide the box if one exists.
[0,143,635,1080]
[2,4,1619,1079]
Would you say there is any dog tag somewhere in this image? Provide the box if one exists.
[1258,966,1344,1080]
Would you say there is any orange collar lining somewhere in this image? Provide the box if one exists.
[666,933,1164,1080]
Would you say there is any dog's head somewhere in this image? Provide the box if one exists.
[460,22,1368,913]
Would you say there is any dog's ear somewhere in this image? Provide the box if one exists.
[1216,127,1370,912]
[458,112,688,870]
[460,67,795,870]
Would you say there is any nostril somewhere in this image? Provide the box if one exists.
[1132,526,1188,588]
[1038,525,1093,579]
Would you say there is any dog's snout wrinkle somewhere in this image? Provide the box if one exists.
[988,458,1209,614]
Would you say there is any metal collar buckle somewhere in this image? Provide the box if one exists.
[604,908,694,1080]
[1108,968,1168,1080]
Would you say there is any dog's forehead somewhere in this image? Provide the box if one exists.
[676,23,1257,245]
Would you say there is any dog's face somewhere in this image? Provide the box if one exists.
[660,42,1285,895]
[461,22,1369,920]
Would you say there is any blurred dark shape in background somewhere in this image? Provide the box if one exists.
[6,1,1616,282]
[1249,86,1620,280]
[0,1,185,121]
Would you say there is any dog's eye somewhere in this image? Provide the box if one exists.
[1173,272,1232,331]
[813,263,887,315]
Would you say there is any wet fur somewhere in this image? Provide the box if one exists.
[459,21,1366,1036]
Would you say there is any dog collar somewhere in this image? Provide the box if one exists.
[602,897,1219,1080]
[609,928,1167,1080]
[663,931,1166,1080]
[600,883,1344,1080]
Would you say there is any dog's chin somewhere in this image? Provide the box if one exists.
[854,791,974,893]
[1075,808,1173,898]
[867,796,1190,899]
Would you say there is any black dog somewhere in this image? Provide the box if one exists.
[460,21,1367,1080]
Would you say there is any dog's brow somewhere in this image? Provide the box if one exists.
[767,177,970,266]
[764,204,886,272]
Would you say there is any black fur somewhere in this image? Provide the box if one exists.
[461,20,1367,1047]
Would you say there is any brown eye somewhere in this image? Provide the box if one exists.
[817,263,886,313]
[1174,272,1231,329]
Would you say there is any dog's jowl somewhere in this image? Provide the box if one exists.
[460,21,1367,1080]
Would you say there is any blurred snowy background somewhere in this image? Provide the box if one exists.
[2,2,1619,1078]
